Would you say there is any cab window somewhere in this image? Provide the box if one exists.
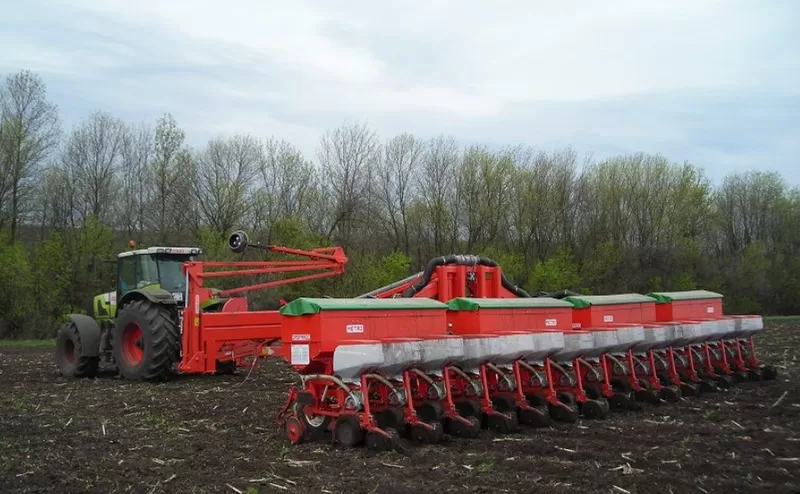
[137,255,159,288]
[118,256,137,294]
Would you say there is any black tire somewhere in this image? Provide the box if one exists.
[526,394,547,407]
[681,382,700,397]
[761,365,778,381]
[416,401,444,422]
[581,399,608,420]
[334,415,364,447]
[55,322,99,378]
[455,399,483,418]
[659,385,682,402]
[376,408,406,436]
[714,375,733,389]
[293,402,330,439]
[491,396,517,413]
[519,407,550,428]
[112,300,180,381]
[584,385,602,400]
[487,412,519,433]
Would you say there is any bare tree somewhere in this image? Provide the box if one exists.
[0,70,60,241]
[60,111,125,224]
[34,164,74,233]
[257,138,316,234]
[195,135,261,235]
[416,135,459,256]
[374,133,424,254]
[316,122,380,245]
[149,113,186,242]
[119,123,153,237]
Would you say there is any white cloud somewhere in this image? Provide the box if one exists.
[1,0,798,182]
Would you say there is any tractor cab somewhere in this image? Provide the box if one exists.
[117,247,201,308]
[91,247,202,323]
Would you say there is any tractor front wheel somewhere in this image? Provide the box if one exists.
[112,300,180,381]
[55,322,99,378]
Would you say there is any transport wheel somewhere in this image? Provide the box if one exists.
[285,417,306,445]
[519,407,550,428]
[376,408,406,436]
[680,382,700,397]
[55,322,99,378]
[714,375,733,389]
[761,365,778,381]
[293,402,330,439]
[112,300,179,381]
[416,402,444,422]
[659,385,681,402]
[581,399,608,420]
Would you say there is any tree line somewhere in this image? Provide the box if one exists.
[1,70,798,339]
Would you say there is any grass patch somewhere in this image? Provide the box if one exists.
[0,339,54,348]
[763,315,800,321]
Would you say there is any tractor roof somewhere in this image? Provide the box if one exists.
[118,247,202,258]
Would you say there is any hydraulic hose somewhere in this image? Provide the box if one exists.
[531,289,580,299]
[357,272,423,299]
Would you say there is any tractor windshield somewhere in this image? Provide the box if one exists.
[155,256,191,292]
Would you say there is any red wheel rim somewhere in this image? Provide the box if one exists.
[286,418,304,444]
[63,339,75,363]
[122,323,144,365]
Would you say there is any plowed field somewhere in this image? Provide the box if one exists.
[1,321,799,494]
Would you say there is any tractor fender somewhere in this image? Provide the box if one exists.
[65,314,102,357]
[118,288,177,313]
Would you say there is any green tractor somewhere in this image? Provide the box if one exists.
[55,245,203,381]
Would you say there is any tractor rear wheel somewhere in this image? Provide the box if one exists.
[55,322,99,378]
[112,300,180,381]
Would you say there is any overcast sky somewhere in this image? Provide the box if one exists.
[2,0,798,184]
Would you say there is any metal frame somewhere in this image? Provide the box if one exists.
[178,246,347,374]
